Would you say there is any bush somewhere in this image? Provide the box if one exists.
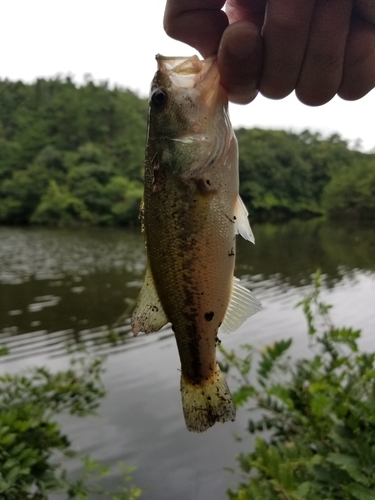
[0,350,141,499]
[222,272,375,500]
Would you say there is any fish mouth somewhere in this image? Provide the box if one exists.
[155,54,225,110]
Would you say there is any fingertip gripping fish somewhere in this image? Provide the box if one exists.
[131,54,261,432]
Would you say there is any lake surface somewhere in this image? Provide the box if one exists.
[0,219,374,499]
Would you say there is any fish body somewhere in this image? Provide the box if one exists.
[132,55,261,432]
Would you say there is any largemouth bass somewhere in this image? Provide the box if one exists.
[132,55,261,432]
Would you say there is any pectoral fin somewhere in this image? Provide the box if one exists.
[221,277,262,334]
[234,195,255,244]
[131,266,169,335]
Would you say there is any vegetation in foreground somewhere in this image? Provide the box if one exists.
[1,77,375,226]
[0,269,374,499]
[0,351,142,499]
[221,272,375,500]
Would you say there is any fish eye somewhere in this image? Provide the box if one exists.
[151,88,168,108]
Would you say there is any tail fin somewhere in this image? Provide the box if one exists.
[180,364,235,432]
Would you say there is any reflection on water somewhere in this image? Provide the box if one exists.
[0,227,145,337]
[0,220,374,500]
[237,218,375,287]
[1,219,374,343]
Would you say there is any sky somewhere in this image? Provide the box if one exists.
[1,0,374,151]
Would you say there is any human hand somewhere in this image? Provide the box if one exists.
[163,0,375,106]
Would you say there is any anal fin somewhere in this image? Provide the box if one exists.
[131,266,169,335]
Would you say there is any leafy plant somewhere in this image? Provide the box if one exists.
[222,272,375,500]
[0,352,141,499]
[65,457,142,500]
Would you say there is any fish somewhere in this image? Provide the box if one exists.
[131,54,262,433]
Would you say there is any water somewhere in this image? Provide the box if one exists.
[0,219,374,499]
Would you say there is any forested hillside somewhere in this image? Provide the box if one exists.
[237,128,375,221]
[0,77,374,226]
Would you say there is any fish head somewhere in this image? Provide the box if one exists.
[147,55,231,176]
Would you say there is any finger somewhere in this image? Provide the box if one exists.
[225,0,267,27]
[163,0,228,57]
[355,0,375,24]
[339,18,375,100]
[258,0,317,99]
[218,21,263,104]
[295,0,353,106]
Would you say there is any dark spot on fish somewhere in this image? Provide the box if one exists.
[207,396,211,400]
[205,312,214,321]
[196,177,216,195]
[233,216,237,220]
[228,247,235,257]
[152,155,166,193]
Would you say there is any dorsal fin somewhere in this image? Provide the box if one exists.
[234,195,255,243]
[131,266,169,335]
[221,277,262,334]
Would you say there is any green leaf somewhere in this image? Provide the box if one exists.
[266,384,295,409]
[2,458,19,469]
[296,481,311,497]
[310,392,331,417]
[257,339,292,381]
[0,346,9,356]
[5,465,22,484]
[347,483,375,500]
[327,454,370,485]
[0,472,9,493]
[233,386,256,407]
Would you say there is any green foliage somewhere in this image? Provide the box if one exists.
[31,180,91,225]
[106,176,144,225]
[0,352,141,499]
[236,128,375,221]
[323,159,375,220]
[0,77,147,226]
[66,457,142,500]
[222,272,375,500]
[1,77,375,225]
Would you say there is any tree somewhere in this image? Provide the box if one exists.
[323,160,375,220]
[31,180,91,226]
